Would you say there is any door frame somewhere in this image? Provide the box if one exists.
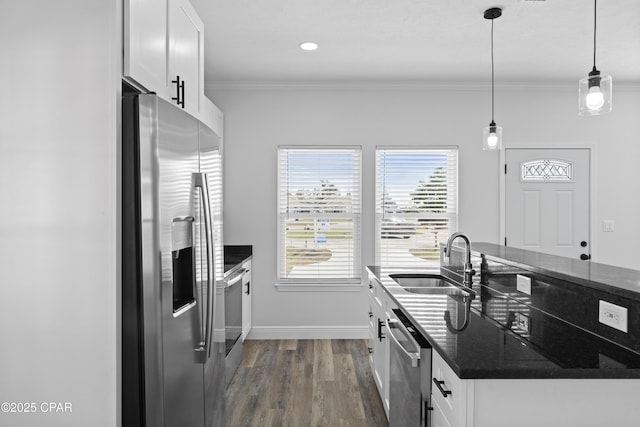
[499,144,597,260]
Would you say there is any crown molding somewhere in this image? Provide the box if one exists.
[205,80,640,92]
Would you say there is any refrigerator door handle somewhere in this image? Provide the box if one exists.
[194,172,215,360]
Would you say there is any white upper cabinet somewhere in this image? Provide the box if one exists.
[124,0,217,130]
[168,0,203,116]
[124,0,169,99]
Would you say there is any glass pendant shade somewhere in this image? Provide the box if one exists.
[578,69,612,116]
[483,7,502,152]
[482,121,502,151]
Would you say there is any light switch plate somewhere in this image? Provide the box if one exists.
[599,300,628,333]
[516,274,532,295]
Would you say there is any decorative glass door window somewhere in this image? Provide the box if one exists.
[521,159,573,182]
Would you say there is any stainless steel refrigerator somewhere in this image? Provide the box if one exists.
[122,92,225,427]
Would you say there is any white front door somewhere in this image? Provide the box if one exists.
[505,148,590,260]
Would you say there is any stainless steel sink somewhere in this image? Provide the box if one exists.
[389,273,455,288]
[401,286,471,297]
[389,273,476,299]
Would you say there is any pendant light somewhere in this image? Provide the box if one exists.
[483,7,503,151]
[578,0,612,116]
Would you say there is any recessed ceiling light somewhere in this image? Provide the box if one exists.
[300,41,318,51]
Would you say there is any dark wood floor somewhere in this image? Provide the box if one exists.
[226,339,388,427]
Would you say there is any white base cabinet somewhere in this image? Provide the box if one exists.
[241,259,252,340]
[430,350,640,427]
[367,274,396,418]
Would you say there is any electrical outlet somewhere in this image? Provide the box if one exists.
[603,220,615,232]
[516,274,532,295]
[598,300,628,333]
[514,312,531,334]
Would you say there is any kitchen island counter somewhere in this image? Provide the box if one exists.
[367,265,640,380]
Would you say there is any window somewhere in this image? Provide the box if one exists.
[278,147,361,284]
[375,147,458,268]
[521,159,573,181]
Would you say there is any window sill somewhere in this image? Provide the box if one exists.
[275,282,364,292]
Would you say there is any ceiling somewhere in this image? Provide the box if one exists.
[190,0,640,85]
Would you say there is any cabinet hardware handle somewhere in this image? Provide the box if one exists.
[433,378,452,398]
[377,319,386,341]
[171,76,182,106]
[367,347,373,354]
[368,311,373,318]
[369,283,373,289]
[580,253,591,261]
[180,80,185,108]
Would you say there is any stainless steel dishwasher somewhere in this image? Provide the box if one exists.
[387,308,432,427]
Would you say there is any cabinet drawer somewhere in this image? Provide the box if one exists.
[431,351,467,427]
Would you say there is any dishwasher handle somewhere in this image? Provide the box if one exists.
[225,268,246,288]
[386,318,421,368]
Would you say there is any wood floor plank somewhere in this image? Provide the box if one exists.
[279,339,298,351]
[250,408,284,427]
[331,339,349,355]
[226,392,259,427]
[226,339,388,427]
[239,339,261,368]
[282,362,313,427]
[313,339,335,382]
[333,353,367,422]
[311,378,341,427]
[261,345,294,410]
[295,339,314,365]
[347,340,389,427]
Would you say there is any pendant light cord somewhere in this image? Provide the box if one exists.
[593,0,597,69]
[491,17,495,122]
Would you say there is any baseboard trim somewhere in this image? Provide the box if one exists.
[246,326,368,340]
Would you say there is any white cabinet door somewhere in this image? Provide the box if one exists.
[367,293,376,369]
[431,351,469,427]
[368,277,390,416]
[124,0,168,98]
[168,0,203,116]
[241,260,252,341]
[124,0,215,128]
[431,397,454,427]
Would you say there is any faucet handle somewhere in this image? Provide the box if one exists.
[463,262,475,274]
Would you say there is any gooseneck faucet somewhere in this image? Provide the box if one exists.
[445,232,475,288]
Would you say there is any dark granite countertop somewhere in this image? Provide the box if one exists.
[472,242,640,302]
[224,245,252,276]
[367,265,640,380]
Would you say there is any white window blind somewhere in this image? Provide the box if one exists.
[278,147,361,283]
[375,148,458,268]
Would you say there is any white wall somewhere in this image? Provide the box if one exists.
[0,2,120,426]
[206,83,640,337]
